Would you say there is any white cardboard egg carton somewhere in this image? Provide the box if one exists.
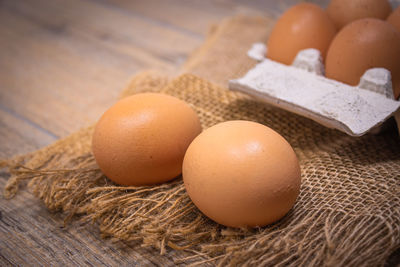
[229,43,400,136]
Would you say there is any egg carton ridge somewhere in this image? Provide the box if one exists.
[229,43,400,136]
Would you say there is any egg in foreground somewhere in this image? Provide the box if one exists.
[182,121,301,228]
[92,93,202,186]
[266,3,337,65]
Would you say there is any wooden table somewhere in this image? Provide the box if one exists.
[3,0,398,266]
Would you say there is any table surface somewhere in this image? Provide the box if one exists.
[2,0,399,266]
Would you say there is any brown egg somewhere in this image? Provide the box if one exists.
[327,0,392,30]
[267,3,337,65]
[387,6,400,32]
[182,121,301,228]
[92,93,202,186]
[325,18,400,99]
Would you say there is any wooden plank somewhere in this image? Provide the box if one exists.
[102,0,330,36]
[0,9,129,137]
[5,0,202,64]
[231,0,330,18]
[102,0,239,35]
[0,0,196,138]
[0,107,57,158]
[104,0,331,37]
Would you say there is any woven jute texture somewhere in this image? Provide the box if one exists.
[3,16,400,266]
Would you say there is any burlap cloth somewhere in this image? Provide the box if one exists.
[2,16,400,266]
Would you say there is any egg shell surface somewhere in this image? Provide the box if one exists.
[327,0,392,30]
[325,18,400,99]
[92,93,202,186]
[387,6,400,32]
[266,3,337,65]
[182,121,301,228]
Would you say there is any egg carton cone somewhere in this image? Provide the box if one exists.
[229,43,400,136]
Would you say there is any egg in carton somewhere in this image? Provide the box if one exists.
[229,43,400,136]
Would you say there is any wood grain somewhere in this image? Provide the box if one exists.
[0,108,56,158]
[1,0,399,266]
[0,0,196,139]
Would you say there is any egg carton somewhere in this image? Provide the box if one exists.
[229,43,400,136]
